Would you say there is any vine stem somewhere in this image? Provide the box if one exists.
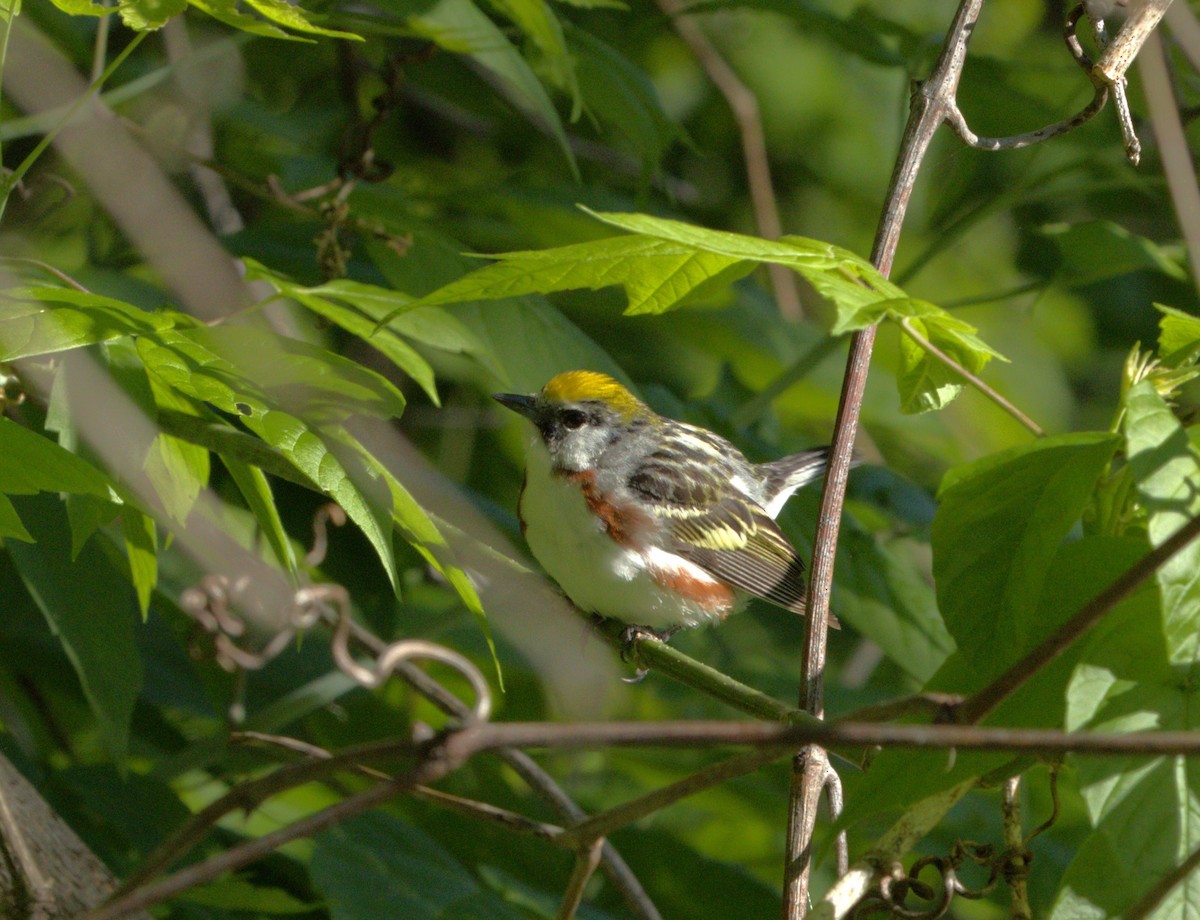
[782,1,989,914]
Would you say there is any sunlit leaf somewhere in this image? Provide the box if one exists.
[1124,381,1200,660]
[1155,303,1200,368]
[242,0,362,38]
[137,332,401,590]
[46,0,108,14]
[121,507,157,616]
[118,0,186,29]
[0,286,176,361]
[384,209,899,323]
[222,454,299,577]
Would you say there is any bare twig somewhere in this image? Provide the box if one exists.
[784,1,989,913]
[654,0,804,320]
[955,511,1200,725]
[96,712,1200,918]
[89,758,452,920]
[556,747,787,850]
[557,840,605,920]
[897,317,1046,436]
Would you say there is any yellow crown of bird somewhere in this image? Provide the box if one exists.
[542,371,645,418]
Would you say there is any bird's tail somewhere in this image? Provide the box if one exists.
[756,448,832,518]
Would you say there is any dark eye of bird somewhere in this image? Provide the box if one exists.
[561,409,588,430]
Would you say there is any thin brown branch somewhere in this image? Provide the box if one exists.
[96,714,1200,918]
[838,693,963,724]
[232,730,565,840]
[557,840,605,920]
[783,0,988,912]
[556,747,787,850]
[955,511,1200,725]
[90,759,450,920]
[897,317,1046,436]
[655,0,804,320]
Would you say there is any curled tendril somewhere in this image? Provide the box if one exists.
[179,573,492,729]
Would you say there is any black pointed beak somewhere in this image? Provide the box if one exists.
[492,392,539,421]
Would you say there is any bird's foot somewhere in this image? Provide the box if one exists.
[618,624,682,682]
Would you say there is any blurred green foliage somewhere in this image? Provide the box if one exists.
[2,0,1199,917]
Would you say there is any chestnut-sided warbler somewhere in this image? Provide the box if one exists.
[494,371,835,637]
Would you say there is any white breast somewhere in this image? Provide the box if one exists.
[519,437,731,629]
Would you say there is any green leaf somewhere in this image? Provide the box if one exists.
[46,0,108,14]
[121,508,157,616]
[1155,303,1200,368]
[241,0,362,38]
[137,333,401,590]
[186,0,295,37]
[484,0,579,114]
[312,812,525,920]
[0,492,31,541]
[374,0,575,173]
[349,437,498,681]
[1052,558,1186,918]
[118,0,186,29]
[1041,220,1188,285]
[834,527,954,683]
[1124,381,1200,661]
[383,209,900,324]
[568,28,681,172]
[6,493,142,761]
[364,226,627,391]
[244,258,496,403]
[136,327,406,423]
[0,416,115,511]
[931,432,1120,677]
[222,454,298,577]
[0,285,176,361]
[178,877,314,913]
[143,369,210,524]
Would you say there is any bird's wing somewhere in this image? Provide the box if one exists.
[628,462,835,622]
[666,498,811,615]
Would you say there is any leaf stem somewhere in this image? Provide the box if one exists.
[897,316,1045,436]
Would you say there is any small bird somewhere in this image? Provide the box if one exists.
[493,371,836,644]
